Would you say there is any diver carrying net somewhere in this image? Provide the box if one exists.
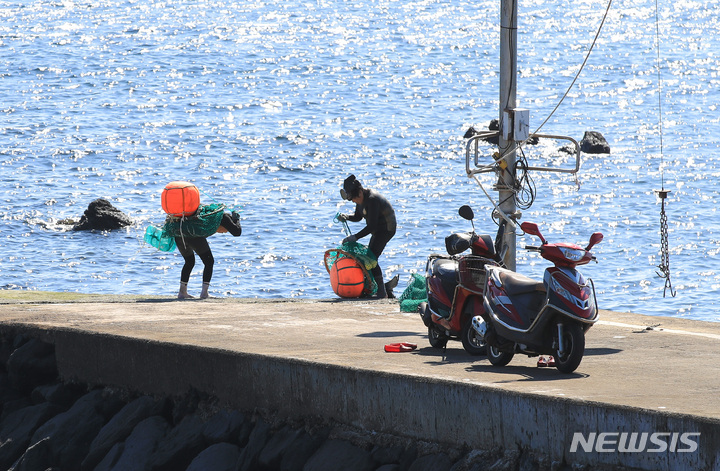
[324,241,378,297]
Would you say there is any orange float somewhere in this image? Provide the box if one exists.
[161,181,200,217]
[329,257,366,298]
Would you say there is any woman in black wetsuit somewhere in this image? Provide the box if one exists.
[176,211,242,299]
[338,175,398,298]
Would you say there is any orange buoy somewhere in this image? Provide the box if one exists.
[329,257,366,298]
[161,181,200,217]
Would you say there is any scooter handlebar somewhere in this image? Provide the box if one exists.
[525,245,542,252]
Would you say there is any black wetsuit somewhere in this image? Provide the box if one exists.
[175,212,242,284]
[347,189,396,277]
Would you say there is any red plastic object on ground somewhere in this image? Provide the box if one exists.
[161,181,200,217]
[329,257,366,298]
[384,342,418,353]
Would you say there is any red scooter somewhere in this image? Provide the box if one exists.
[473,221,603,373]
[418,206,503,355]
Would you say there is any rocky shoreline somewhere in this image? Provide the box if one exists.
[0,330,634,471]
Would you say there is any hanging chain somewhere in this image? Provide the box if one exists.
[656,194,675,297]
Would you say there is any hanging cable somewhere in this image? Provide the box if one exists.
[514,146,536,210]
[531,0,614,136]
[653,0,675,298]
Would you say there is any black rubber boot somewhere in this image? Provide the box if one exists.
[385,274,399,299]
[374,275,387,299]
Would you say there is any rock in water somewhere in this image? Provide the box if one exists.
[72,198,133,231]
[580,131,611,154]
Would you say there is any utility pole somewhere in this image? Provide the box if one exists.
[498,0,519,270]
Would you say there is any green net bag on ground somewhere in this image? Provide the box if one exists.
[399,273,427,312]
[324,241,378,296]
[162,203,226,238]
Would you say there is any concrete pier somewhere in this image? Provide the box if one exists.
[0,292,718,470]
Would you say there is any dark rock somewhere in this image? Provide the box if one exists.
[0,398,32,421]
[409,453,453,471]
[72,198,133,231]
[7,339,57,393]
[170,387,205,424]
[237,417,271,471]
[31,382,86,409]
[377,465,401,471]
[580,131,610,154]
[103,415,170,471]
[450,449,497,471]
[27,389,118,469]
[148,413,206,471]
[399,446,419,471]
[303,439,375,471]
[371,444,405,465]
[9,436,53,471]
[82,395,167,471]
[186,442,241,471]
[487,449,520,471]
[279,430,325,471]
[202,409,246,445]
[0,402,63,470]
[92,442,124,471]
[258,425,301,469]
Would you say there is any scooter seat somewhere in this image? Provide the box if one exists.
[432,258,459,285]
[496,267,545,296]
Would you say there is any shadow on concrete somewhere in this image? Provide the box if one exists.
[465,363,590,381]
[583,347,622,356]
[356,331,424,339]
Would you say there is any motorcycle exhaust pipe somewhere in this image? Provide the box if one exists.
[471,316,487,340]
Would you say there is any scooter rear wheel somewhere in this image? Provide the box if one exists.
[428,327,448,349]
[487,345,514,367]
[553,323,585,373]
[461,319,486,356]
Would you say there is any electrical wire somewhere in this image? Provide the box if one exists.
[514,146,536,210]
[531,0,614,136]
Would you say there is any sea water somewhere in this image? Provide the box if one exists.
[1,0,718,321]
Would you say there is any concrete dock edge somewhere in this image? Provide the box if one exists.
[11,323,716,470]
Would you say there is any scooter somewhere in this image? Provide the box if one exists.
[472,220,603,373]
[418,205,503,355]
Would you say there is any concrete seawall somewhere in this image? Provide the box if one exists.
[1,293,719,470]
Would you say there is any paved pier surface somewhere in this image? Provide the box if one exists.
[1,292,719,470]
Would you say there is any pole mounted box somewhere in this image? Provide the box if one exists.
[501,108,530,142]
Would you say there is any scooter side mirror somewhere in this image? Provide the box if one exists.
[586,232,604,251]
[458,205,474,221]
[520,221,546,244]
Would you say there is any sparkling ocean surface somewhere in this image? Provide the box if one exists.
[1,0,718,321]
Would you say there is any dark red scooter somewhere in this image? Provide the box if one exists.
[418,206,502,355]
[473,221,603,373]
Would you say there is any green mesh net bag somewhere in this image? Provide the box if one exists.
[144,225,176,252]
[398,273,428,312]
[324,241,378,296]
[162,203,226,238]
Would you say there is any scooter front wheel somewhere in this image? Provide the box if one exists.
[428,327,448,349]
[487,345,514,367]
[553,323,585,373]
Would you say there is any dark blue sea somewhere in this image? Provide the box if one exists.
[1,0,718,321]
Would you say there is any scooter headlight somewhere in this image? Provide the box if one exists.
[560,247,584,262]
